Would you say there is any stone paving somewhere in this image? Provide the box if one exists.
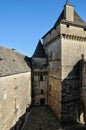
[22,106,86,130]
[22,106,60,130]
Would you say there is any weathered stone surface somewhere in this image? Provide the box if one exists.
[61,101,79,122]
[42,3,86,124]
[0,72,31,130]
[1,2,86,129]
[61,23,86,122]
[32,70,48,106]
[31,40,48,106]
[62,79,81,102]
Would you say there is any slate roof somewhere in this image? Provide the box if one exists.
[0,46,31,77]
[32,40,46,58]
[42,4,86,38]
[54,10,86,27]
[74,11,86,26]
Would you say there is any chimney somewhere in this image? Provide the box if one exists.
[64,3,74,22]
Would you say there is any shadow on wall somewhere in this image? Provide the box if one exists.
[61,60,85,123]
[10,106,32,130]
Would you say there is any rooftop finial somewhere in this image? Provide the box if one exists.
[66,0,68,4]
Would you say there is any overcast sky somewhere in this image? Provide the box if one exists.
[0,0,86,57]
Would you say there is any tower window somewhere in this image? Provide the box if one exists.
[49,85,51,91]
[0,58,2,61]
[81,54,84,60]
[66,24,69,28]
[49,51,52,60]
[41,89,43,94]
[13,59,15,62]
[40,98,45,105]
[84,28,86,31]
[40,74,43,81]
[40,73,46,81]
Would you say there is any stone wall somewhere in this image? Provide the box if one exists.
[0,72,31,130]
[32,58,47,69]
[43,22,86,122]
[32,56,48,106]
[44,38,61,120]
[61,23,86,122]
[43,25,60,45]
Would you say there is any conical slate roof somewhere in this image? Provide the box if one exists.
[32,40,46,58]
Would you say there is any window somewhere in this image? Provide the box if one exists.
[66,24,69,28]
[0,58,2,61]
[43,64,46,68]
[40,73,46,81]
[49,85,51,91]
[40,98,45,105]
[40,74,43,81]
[41,89,43,94]
[13,59,15,62]
[81,54,84,60]
[49,51,52,60]
[84,28,86,31]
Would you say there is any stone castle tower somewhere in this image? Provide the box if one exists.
[31,40,48,106]
[32,3,86,123]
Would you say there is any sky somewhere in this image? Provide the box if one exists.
[0,0,86,57]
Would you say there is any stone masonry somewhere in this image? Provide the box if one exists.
[42,3,86,123]
[0,47,31,130]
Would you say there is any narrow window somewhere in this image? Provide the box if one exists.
[81,54,84,60]
[84,28,86,31]
[0,58,2,61]
[40,73,43,81]
[49,85,51,91]
[40,98,45,105]
[50,51,52,60]
[66,24,69,28]
[41,89,43,94]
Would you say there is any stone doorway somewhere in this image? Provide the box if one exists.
[40,98,45,105]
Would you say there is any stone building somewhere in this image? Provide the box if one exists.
[32,2,86,124]
[42,3,86,123]
[31,40,48,106]
[0,46,31,130]
[0,2,86,130]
